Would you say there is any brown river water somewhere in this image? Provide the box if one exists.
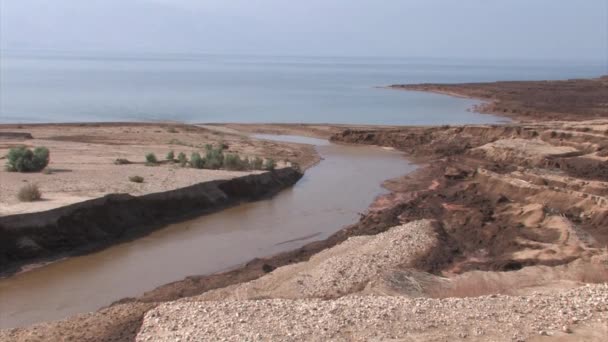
[0,135,414,328]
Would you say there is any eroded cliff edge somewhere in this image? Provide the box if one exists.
[0,168,303,275]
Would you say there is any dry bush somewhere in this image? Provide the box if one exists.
[17,184,42,202]
[114,158,131,165]
[129,175,144,183]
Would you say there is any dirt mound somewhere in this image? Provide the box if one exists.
[333,120,608,275]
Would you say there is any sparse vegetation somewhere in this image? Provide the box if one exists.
[264,158,277,171]
[145,153,158,166]
[6,146,50,172]
[251,157,264,170]
[190,152,204,169]
[129,175,144,183]
[177,152,188,167]
[224,153,248,171]
[166,127,179,133]
[204,144,224,169]
[140,145,278,172]
[17,183,42,202]
[166,150,175,161]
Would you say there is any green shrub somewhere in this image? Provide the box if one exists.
[251,157,264,170]
[224,153,248,170]
[145,153,158,165]
[166,150,175,161]
[204,145,224,169]
[6,146,50,172]
[129,175,144,183]
[177,152,188,167]
[17,183,42,202]
[190,152,204,169]
[264,158,276,171]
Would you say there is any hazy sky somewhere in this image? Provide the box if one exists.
[1,0,606,61]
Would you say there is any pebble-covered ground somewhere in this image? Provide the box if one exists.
[137,284,608,342]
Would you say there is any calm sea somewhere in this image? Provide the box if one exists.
[0,52,603,124]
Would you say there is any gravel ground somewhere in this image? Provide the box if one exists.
[137,284,608,342]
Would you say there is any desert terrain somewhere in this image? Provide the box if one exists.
[0,123,317,216]
[1,78,608,341]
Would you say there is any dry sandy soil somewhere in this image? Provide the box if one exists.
[2,78,608,341]
[0,123,317,215]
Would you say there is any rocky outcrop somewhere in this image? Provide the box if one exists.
[0,168,302,274]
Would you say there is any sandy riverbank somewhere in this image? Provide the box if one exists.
[0,122,318,216]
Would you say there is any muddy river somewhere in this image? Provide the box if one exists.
[0,135,414,328]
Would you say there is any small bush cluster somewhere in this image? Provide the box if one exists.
[264,158,276,171]
[251,157,264,170]
[17,183,42,202]
[190,152,205,169]
[145,153,158,166]
[166,150,175,161]
[6,146,50,172]
[224,153,249,171]
[204,144,224,169]
[143,144,280,171]
[177,152,188,167]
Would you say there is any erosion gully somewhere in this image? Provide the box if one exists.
[0,135,414,328]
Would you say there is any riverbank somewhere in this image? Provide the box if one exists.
[0,122,320,276]
[0,132,411,330]
[0,168,302,276]
[0,122,318,216]
[2,77,608,341]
